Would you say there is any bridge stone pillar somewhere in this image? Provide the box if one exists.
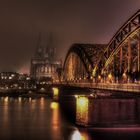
[76,96,89,125]
[76,95,138,127]
[128,38,131,73]
[120,46,123,74]
[52,87,59,101]
[138,31,140,73]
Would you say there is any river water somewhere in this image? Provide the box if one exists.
[0,96,140,140]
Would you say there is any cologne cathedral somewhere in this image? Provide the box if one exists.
[30,35,62,82]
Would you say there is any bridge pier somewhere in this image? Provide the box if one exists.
[75,95,140,127]
[50,84,140,127]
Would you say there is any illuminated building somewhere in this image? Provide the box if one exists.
[76,96,89,125]
[52,87,59,101]
[0,72,20,88]
[30,34,62,82]
[0,72,35,90]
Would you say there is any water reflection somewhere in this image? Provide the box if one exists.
[80,131,91,140]
[4,96,9,103]
[71,130,82,140]
[18,97,22,103]
[29,97,32,102]
[40,97,45,109]
[62,127,91,140]
[50,102,58,110]
[0,97,140,140]
[50,102,60,131]
[3,97,9,126]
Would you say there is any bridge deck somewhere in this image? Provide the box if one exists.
[59,82,140,93]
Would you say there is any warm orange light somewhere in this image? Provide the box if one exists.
[40,97,45,109]
[40,97,44,104]
[108,73,112,79]
[52,87,59,96]
[74,95,78,98]
[52,87,59,100]
[81,135,86,140]
[18,97,22,102]
[4,97,9,102]
[123,72,127,78]
[92,69,96,77]
[51,102,59,131]
[80,132,90,140]
[50,102,58,110]
[76,96,89,125]
[98,75,101,79]
[78,97,87,106]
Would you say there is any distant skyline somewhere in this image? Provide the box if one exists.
[0,0,140,73]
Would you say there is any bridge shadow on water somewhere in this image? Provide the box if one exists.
[82,127,140,140]
[62,114,140,140]
[59,85,140,140]
[61,123,140,140]
[1,86,140,140]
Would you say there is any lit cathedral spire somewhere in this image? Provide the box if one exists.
[35,33,44,58]
[44,32,56,61]
[30,32,62,80]
[34,32,56,62]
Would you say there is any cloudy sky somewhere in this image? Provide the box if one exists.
[0,0,140,73]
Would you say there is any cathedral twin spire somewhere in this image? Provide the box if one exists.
[35,33,55,61]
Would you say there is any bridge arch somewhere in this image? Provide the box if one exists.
[63,10,140,84]
[63,44,106,81]
[95,10,140,83]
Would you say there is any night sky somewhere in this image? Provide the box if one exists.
[0,0,140,73]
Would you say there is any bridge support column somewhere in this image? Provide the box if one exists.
[76,96,89,125]
[75,94,138,127]
[120,46,123,73]
[138,31,140,73]
[52,87,59,101]
[128,38,131,73]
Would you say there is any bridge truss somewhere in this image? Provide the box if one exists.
[63,44,106,81]
[64,10,140,83]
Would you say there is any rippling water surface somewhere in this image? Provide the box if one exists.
[0,96,140,140]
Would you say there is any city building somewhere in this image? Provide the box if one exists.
[0,72,20,89]
[30,34,62,83]
[0,72,36,90]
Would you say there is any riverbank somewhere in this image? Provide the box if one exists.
[19,93,48,98]
[0,91,49,98]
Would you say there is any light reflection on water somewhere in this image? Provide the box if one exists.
[70,129,90,140]
[0,97,87,140]
[71,130,81,140]
[0,97,140,140]
[50,102,60,131]
[80,131,90,140]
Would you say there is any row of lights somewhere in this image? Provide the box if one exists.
[67,71,134,82]
[67,72,135,83]
[74,93,97,99]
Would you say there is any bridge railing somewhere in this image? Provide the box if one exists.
[62,81,140,93]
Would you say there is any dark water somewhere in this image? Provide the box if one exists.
[0,97,140,140]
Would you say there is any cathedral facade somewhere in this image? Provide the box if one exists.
[30,35,62,82]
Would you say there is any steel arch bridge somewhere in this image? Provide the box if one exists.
[63,44,106,81]
[63,10,140,84]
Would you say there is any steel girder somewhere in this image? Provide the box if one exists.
[97,10,140,79]
[63,44,106,80]
[63,10,140,82]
